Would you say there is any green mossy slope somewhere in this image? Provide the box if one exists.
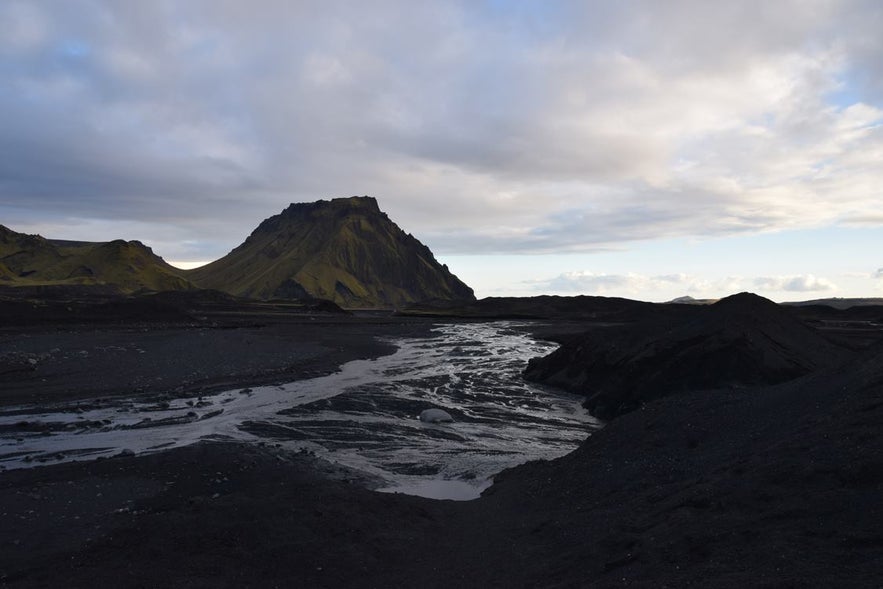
[187,196,474,308]
[0,225,194,293]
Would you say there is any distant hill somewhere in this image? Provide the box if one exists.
[403,294,661,320]
[0,225,194,294]
[525,292,850,419]
[785,297,883,309]
[667,295,719,305]
[185,196,474,308]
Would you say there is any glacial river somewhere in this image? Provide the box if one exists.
[0,322,600,499]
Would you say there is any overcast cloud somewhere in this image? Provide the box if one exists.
[1,0,882,273]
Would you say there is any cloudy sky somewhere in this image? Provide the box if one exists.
[2,0,882,301]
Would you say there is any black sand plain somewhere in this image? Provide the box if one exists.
[1,294,881,588]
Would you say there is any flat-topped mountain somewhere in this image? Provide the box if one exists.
[0,225,194,294]
[186,196,474,308]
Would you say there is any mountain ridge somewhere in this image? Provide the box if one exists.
[0,224,194,294]
[1,197,475,308]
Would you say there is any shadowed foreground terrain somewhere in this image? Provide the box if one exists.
[1,294,881,587]
[524,293,853,419]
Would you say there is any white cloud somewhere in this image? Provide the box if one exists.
[530,271,744,298]
[875,268,883,279]
[1,0,883,262]
[754,274,837,292]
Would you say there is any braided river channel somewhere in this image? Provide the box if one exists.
[0,322,601,500]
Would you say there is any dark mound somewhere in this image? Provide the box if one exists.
[144,288,241,306]
[0,286,351,328]
[0,294,195,327]
[484,333,883,588]
[525,292,851,419]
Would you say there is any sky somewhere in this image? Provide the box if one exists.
[1,0,882,302]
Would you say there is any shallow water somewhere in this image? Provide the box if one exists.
[0,322,600,499]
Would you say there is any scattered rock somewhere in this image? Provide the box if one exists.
[419,408,454,423]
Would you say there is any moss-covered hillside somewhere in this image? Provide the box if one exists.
[0,225,194,293]
[186,196,474,308]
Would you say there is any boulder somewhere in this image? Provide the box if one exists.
[419,408,454,423]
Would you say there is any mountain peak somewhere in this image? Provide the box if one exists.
[281,196,381,217]
[189,197,474,308]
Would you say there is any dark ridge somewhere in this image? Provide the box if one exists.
[0,294,191,326]
[0,283,124,300]
[401,294,666,321]
[524,292,852,419]
[786,296,883,309]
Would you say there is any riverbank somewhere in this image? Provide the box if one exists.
[0,314,434,408]
[1,320,592,489]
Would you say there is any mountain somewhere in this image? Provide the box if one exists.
[0,225,194,294]
[525,292,851,419]
[186,196,474,308]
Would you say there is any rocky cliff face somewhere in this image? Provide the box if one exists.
[0,225,194,293]
[186,196,474,308]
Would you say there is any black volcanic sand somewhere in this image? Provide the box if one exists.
[0,314,432,408]
[2,305,882,587]
[524,293,854,420]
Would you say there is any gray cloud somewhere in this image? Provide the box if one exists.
[1,1,883,262]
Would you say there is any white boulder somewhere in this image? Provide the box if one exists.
[419,408,454,423]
